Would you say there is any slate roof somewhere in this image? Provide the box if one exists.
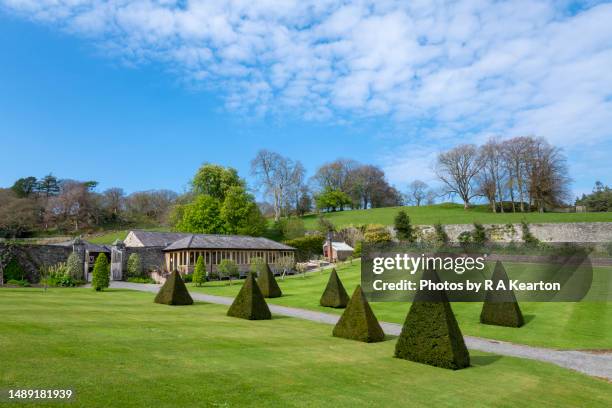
[129,230,194,247]
[163,234,295,251]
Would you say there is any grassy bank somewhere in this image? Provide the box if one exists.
[300,203,612,230]
[1,288,610,407]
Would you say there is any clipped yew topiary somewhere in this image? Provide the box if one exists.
[91,253,110,291]
[332,285,385,343]
[480,261,524,327]
[227,272,271,320]
[254,262,282,298]
[154,270,193,305]
[320,268,349,308]
[394,268,470,370]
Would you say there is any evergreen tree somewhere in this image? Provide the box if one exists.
[394,210,414,242]
[332,285,384,343]
[227,272,271,320]
[480,261,524,327]
[192,255,206,287]
[394,269,470,370]
[127,253,142,278]
[320,268,349,308]
[91,253,110,291]
[154,270,193,305]
[66,252,83,280]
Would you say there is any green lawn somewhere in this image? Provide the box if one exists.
[190,261,612,350]
[1,288,610,407]
[300,203,612,229]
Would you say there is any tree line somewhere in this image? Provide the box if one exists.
[429,136,571,212]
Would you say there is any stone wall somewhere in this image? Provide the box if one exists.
[126,247,166,272]
[415,222,612,243]
[0,243,72,282]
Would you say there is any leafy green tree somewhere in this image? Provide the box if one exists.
[218,259,239,285]
[91,253,110,291]
[220,186,266,236]
[192,163,244,201]
[66,252,83,280]
[127,253,142,278]
[394,210,415,242]
[315,188,351,212]
[193,255,206,287]
[11,177,38,198]
[175,194,225,233]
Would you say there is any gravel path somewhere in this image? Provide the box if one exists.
[111,281,612,380]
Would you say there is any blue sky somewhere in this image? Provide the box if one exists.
[1,1,611,200]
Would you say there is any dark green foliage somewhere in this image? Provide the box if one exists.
[394,269,470,370]
[332,285,384,343]
[154,270,193,305]
[227,273,271,320]
[471,222,487,245]
[7,278,30,287]
[282,235,324,262]
[3,258,25,282]
[320,268,349,308]
[434,222,449,245]
[91,253,110,292]
[255,263,282,298]
[480,261,524,328]
[576,181,611,211]
[521,221,539,246]
[394,210,414,242]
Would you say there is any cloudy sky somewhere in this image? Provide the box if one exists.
[1,0,611,199]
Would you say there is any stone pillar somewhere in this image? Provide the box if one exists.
[72,237,87,281]
[110,240,127,281]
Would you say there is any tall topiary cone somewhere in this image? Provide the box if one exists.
[255,263,282,298]
[332,285,385,342]
[480,261,524,327]
[227,272,271,320]
[154,270,193,305]
[394,268,470,370]
[320,268,349,308]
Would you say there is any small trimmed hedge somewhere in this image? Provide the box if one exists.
[154,271,193,305]
[320,268,349,308]
[332,285,384,343]
[227,273,271,320]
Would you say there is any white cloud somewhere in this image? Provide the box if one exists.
[2,0,612,191]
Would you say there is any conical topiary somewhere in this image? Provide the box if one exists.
[320,268,349,308]
[255,263,282,298]
[394,268,470,370]
[154,270,193,305]
[480,261,524,327]
[91,253,110,291]
[227,272,271,320]
[332,285,385,343]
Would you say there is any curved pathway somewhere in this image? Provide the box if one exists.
[110,281,612,381]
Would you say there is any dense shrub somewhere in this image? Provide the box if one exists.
[332,285,384,343]
[471,223,487,245]
[182,273,193,283]
[40,262,82,287]
[7,279,30,287]
[521,221,539,246]
[127,277,155,284]
[154,270,193,305]
[320,268,349,308]
[353,241,362,257]
[434,222,449,245]
[282,235,325,262]
[227,272,271,320]
[66,252,83,280]
[254,263,282,298]
[282,218,306,240]
[3,258,25,282]
[363,224,392,244]
[91,253,110,292]
[480,261,524,327]
[192,255,206,287]
[394,210,415,242]
[127,253,143,278]
[394,269,470,370]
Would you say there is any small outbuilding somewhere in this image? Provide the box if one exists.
[323,241,354,262]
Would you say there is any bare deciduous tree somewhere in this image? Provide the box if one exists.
[435,144,484,209]
[407,180,428,206]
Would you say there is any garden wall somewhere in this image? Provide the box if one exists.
[0,243,72,282]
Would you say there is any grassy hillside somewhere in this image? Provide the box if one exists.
[2,288,610,407]
[300,203,612,229]
[87,227,171,245]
